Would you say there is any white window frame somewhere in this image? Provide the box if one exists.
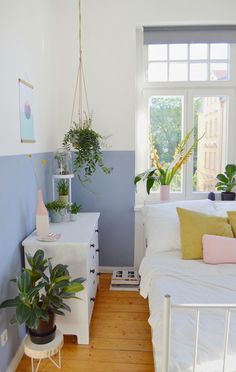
[135,27,236,204]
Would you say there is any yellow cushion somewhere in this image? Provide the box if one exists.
[227,211,236,237]
[177,207,233,259]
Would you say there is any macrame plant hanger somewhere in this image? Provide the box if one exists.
[70,0,90,130]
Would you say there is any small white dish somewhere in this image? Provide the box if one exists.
[37,233,61,242]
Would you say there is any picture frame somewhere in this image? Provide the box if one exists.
[18,78,35,143]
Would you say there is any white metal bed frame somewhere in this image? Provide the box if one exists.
[162,295,236,372]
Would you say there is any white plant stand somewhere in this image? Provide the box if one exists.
[24,330,63,372]
[52,174,74,204]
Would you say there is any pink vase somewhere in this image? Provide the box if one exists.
[36,189,49,236]
[160,185,170,202]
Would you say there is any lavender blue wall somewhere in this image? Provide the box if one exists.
[72,151,135,267]
[0,153,52,372]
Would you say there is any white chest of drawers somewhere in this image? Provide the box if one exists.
[22,213,100,345]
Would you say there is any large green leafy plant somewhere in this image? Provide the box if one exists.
[63,117,112,183]
[216,164,236,192]
[0,250,84,330]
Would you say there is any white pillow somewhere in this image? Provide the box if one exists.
[142,199,216,256]
[213,201,236,217]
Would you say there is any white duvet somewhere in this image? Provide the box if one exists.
[139,251,236,372]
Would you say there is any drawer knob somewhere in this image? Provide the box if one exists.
[90,244,95,248]
[90,269,95,274]
[90,297,96,302]
[97,272,101,276]
[96,249,100,253]
[95,229,99,233]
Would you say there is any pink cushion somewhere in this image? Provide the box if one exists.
[203,234,236,264]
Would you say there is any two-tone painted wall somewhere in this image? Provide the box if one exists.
[1,0,236,370]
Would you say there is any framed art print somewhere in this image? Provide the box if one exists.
[19,78,35,143]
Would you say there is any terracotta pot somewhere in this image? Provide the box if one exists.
[160,185,170,202]
[28,311,56,344]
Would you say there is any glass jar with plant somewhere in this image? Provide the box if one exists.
[46,199,68,223]
[63,116,113,183]
[53,149,72,175]
[0,249,85,344]
[70,202,82,221]
[134,128,203,201]
[216,164,236,200]
[57,180,69,203]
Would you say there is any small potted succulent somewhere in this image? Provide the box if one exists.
[46,199,68,223]
[0,249,85,344]
[57,180,69,203]
[216,164,236,200]
[70,202,82,221]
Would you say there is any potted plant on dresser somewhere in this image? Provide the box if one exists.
[216,164,236,200]
[70,202,82,221]
[0,249,85,344]
[45,199,68,223]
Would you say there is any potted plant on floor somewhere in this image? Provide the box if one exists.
[216,164,236,200]
[45,199,68,223]
[57,180,69,203]
[70,202,82,221]
[0,249,85,344]
[134,128,204,200]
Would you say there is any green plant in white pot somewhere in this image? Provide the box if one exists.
[46,200,68,223]
[57,180,69,203]
[216,164,236,200]
[70,202,82,221]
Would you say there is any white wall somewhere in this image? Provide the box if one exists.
[81,0,236,151]
[0,0,78,156]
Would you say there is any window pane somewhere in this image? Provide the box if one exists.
[169,62,188,81]
[190,44,208,60]
[169,44,187,60]
[192,96,228,192]
[149,96,183,192]
[148,45,167,61]
[190,63,207,81]
[210,63,228,80]
[210,44,228,60]
[148,62,167,82]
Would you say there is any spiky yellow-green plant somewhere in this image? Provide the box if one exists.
[134,128,204,194]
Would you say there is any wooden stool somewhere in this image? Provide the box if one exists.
[24,330,63,372]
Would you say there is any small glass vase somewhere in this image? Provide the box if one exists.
[160,185,170,202]
[36,189,49,236]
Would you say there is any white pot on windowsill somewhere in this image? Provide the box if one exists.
[160,185,170,202]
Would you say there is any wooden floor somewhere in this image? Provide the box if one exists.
[17,274,154,372]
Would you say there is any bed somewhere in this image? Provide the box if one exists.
[139,200,236,372]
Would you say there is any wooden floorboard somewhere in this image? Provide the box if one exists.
[16,274,154,372]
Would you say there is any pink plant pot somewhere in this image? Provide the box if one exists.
[160,185,170,202]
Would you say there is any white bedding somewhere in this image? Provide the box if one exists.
[139,251,236,372]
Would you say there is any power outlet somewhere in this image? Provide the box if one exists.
[0,329,8,347]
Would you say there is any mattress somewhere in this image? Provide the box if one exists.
[139,251,236,372]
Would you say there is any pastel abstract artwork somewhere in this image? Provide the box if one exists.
[19,78,35,143]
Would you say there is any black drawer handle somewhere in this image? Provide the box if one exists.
[97,272,101,276]
[90,297,96,302]
[96,249,100,252]
[90,244,95,248]
[95,229,99,233]
[90,269,95,274]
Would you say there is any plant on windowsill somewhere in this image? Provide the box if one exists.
[134,128,204,201]
[216,164,236,201]
[63,116,113,183]
[45,199,68,223]
[0,249,85,344]
[57,180,69,203]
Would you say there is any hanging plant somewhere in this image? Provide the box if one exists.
[63,117,112,183]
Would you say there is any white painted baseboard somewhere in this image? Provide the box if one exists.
[99,266,135,273]
[6,336,26,372]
